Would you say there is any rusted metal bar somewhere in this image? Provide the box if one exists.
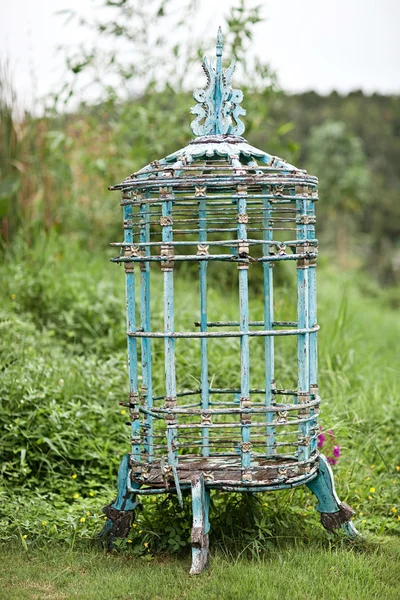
[122,193,141,468]
[111,238,318,247]
[193,320,297,327]
[170,414,319,429]
[161,189,179,491]
[112,252,317,263]
[126,325,320,338]
[198,189,210,457]
[139,193,154,461]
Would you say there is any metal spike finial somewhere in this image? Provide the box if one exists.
[216,26,223,59]
[190,28,246,137]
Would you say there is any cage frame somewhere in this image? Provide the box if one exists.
[97,29,358,574]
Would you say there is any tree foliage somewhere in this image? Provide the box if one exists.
[307,121,370,266]
[57,0,274,107]
[0,3,399,285]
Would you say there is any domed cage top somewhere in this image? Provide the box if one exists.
[98,29,358,574]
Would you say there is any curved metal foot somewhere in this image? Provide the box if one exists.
[341,519,359,539]
[306,454,359,538]
[95,453,140,547]
[189,474,210,575]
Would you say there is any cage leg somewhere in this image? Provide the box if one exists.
[96,453,140,547]
[306,454,358,538]
[190,474,210,575]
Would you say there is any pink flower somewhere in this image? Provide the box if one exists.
[317,433,326,448]
[333,445,340,458]
[327,457,337,466]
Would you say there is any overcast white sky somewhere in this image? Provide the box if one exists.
[1,0,399,109]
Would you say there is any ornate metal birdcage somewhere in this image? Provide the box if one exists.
[98,29,358,573]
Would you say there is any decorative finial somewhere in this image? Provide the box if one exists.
[190,28,246,137]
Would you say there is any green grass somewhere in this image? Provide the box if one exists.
[2,538,400,600]
[1,234,399,598]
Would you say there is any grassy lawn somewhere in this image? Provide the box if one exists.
[1,236,399,599]
[2,537,400,600]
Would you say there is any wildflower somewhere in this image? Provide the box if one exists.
[327,457,337,466]
[23,534,27,539]
[132,523,137,528]
[42,521,47,526]
[89,491,95,497]
[73,493,79,499]
[391,507,397,513]
[370,465,375,469]
[80,517,86,523]
[317,429,326,449]
[359,512,363,516]
[128,540,132,544]
[333,445,340,458]
[362,519,366,524]
[139,530,143,534]
[396,466,400,471]
[11,294,16,300]
[263,502,268,507]
[365,476,370,481]
[71,474,77,479]
[121,409,127,415]
[327,429,335,438]
[370,487,375,493]
[144,542,149,548]
[368,496,372,500]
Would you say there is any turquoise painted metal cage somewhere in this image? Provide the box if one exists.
[99,29,357,573]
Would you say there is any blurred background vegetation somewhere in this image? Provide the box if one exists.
[1,0,399,288]
[0,0,399,585]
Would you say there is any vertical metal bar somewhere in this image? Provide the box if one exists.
[198,190,209,457]
[161,188,178,473]
[237,187,251,481]
[262,188,275,456]
[296,187,310,464]
[122,192,140,466]
[190,473,210,575]
[139,193,153,461]
[308,197,318,454]
[163,198,176,401]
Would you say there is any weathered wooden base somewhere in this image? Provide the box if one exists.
[306,454,358,538]
[189,474,210,575]
[133,455,310,487]
[97,452,358,566]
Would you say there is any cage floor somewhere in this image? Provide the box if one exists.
[135,456,313,487]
